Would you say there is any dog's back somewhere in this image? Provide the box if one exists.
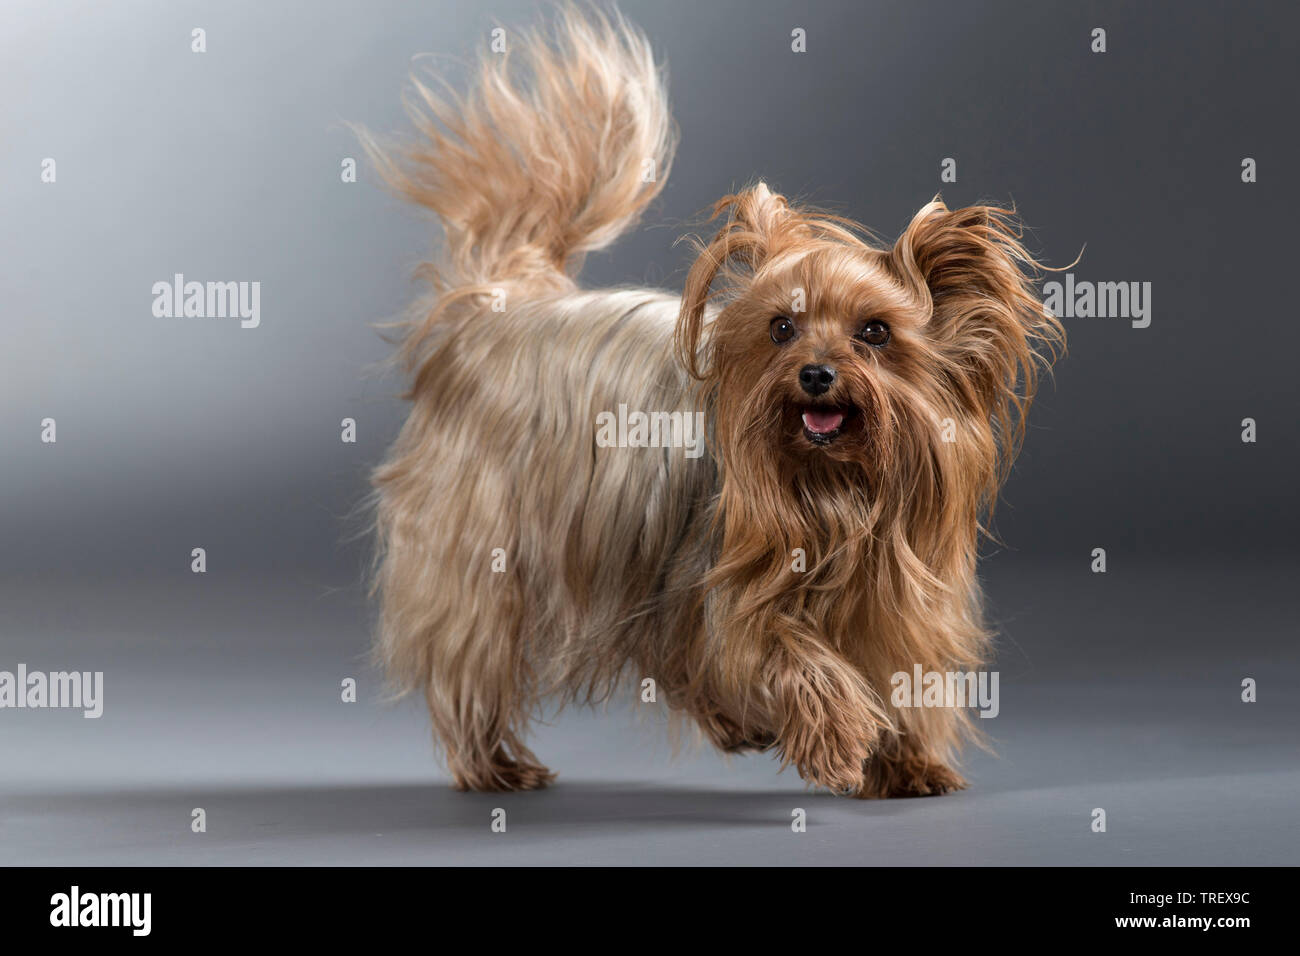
[364,10,694,789]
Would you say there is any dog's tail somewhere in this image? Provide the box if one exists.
[361,6,675,360]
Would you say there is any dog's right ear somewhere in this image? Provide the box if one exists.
[675,182,792,379]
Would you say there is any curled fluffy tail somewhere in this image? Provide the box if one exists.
[362,5,675,355]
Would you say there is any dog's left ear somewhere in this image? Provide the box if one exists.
[890,199,1064,460]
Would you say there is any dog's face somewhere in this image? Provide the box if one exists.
[701,239,929,467]
[676,183,1063,537]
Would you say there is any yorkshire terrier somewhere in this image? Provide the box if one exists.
[363,7,1063,797]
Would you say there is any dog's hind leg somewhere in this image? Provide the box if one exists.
[374,467,554,793]
[430,686,555,793]
[423,574,555,793]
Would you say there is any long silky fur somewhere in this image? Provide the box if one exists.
[363,5,1064,795]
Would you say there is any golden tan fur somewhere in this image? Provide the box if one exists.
[364,7,1064,796]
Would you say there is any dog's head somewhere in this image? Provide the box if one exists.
[676,183,1063,565]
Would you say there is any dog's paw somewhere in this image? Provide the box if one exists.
[782,715,880,795]
[492,760,557,791]
[700,711,777,754]
[452,757,556,792]
[860,755,967,798]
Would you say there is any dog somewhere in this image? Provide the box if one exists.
[362,7,1063,797]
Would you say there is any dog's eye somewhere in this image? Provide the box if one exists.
[770,316,797,344]
[858,320,890,347]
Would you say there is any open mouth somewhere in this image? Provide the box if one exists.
[800,406,853,445]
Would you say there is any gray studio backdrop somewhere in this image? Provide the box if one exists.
[5,0,1297,577]
[2,0,1297,865]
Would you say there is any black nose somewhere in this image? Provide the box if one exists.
[799,364,836,396]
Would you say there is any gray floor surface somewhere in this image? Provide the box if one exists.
[2,558,1296,865]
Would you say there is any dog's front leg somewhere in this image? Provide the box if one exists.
[764,638,887,794]
[694,708,776,754]
[860,730,969,798]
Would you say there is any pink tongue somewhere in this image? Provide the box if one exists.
[802,409,844,434]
